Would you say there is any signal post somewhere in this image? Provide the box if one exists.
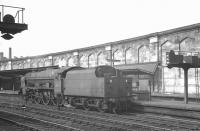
[0,5,28,40]
[167,50,200,104]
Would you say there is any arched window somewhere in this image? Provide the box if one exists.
[149,43,158,62]
[139,45,150,63]
[12,62,19,69]
[80,55,88,67]
[126,47,137,64]
[6,62,11,70]
[53,56,59,66]
[162,41,178,66]
[139,43,158,63]
[31,61,38,68]
[113,49,124,65]
[97,52,109,66]
[2,63,7,70]
[44,59,51,66]
[88,54,96,68]
[38,60,44,67]
[58,57,67,67]
[68,57,76,67]
[0,64,5,70]
[24,59,31,68]
[180,37,194,52]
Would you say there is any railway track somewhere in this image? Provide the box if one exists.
[1,102,197,131]
[0,117,29,131]
[49,104,200,131]
[0,109,82,131]
[51,104,200,131]
[0,102,163,131]
[124,113,200,130]
[0,94,200,130]
[68,107,200,131]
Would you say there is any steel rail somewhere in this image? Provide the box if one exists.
[0,102,167,131]
[0,116,38,131]
[20,105,171,131]
[0,109,83,131]
[1,98,200,131]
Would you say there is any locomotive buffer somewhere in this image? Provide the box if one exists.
[167,50,200,104]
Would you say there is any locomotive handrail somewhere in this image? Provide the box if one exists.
[25,86,54,90]
[25,77,54,80]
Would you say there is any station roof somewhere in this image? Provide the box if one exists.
[116,62,158,75]
[0,66,59,78]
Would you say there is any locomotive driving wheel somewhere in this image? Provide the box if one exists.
[43,91,51,105]
[112,106,118,114]
[34,96,41,104]
[48,92,56,105]
[43,97,50,105]
[69,97,77,107]
[83,99,90,111]
[111,103,119,114]
[34,91,43,104]
[97,100,106,113]
[30,95,36,103]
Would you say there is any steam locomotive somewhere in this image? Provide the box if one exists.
[21,66,132,113]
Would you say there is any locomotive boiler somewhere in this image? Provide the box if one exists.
[21,66,132,113]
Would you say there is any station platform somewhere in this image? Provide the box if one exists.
[134,98,200,120]
[150,92,200,105]
[137,99,200,111]
[0,90,19,95]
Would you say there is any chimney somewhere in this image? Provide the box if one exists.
[9,47,12,59]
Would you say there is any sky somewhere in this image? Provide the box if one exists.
[0,0,200,58]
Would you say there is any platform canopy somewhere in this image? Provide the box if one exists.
[0,66,59,78]
[116,62,158,75]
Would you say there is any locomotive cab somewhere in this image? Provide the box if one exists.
[103,70,132,112]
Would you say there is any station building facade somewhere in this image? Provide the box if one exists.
[1,23,200,96]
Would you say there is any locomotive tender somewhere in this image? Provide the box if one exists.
[21,65,132,113]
